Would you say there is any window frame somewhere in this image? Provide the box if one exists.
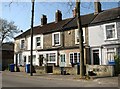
[60,53,66,63]
[36,36,41,47]
[69,52,80,64]
[52,32,61,46]
[106,48,116,62]
[75,29,85,44]
[20,39,25,49]
[46,53,56,63]
[104,22,117,41]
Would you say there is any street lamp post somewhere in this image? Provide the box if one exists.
[30,0,35,76]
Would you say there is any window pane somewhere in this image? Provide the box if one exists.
[36,37,41,46]
[49,53,55,61]
[77,53,80,62]
[74,53,77,63]
[107,48,115,62]
[54,34,59,44]
[61,54,65,62]
[21,40,25,48]
[106,24,115,39]
[70,54,73,63]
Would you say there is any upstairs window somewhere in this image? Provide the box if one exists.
[75,29,85,44]
[105,23,117,40]
[52,32,60,46]
[20,40,25,49]
[36,37,41,47]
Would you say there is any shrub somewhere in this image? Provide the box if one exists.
[114,55,120,75]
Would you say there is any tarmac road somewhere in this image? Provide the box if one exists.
[2,71,119,87]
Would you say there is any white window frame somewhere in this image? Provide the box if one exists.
[69,52,80,64]
[52,32,61,46]
[104,22,117,41]
[20,39,25,49]
[46,53,56,63]
[34,35,43,49]
[36,36,41,47]
[106,48,116,62]
[75,29,85,44]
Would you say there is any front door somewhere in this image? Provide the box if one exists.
[93,50,100,65]
[39,55,43,66]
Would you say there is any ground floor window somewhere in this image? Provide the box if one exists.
[46,53,56,62]
[60,54,65,62]
[69,53,80,63]
[28,55,36,64]
[107,48,115,62]
[19,54,22,65]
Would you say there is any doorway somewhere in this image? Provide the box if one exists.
[93,50,100,65]
[39,55,43,66]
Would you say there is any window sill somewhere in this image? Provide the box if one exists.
[36,46,42,49]
[104,38,118,41]
[75,42,86,45]
[52,44,61,47]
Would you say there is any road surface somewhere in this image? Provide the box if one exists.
[2,71,118,87]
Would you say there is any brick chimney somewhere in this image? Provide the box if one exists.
[72,7,77,17]
[55,10,62,23]
[94,1,102,15]
[41,15,47,25]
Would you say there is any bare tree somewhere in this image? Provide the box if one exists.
[0,18,19,45]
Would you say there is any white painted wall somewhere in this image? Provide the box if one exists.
[27,34,43,50]
[88,25,104,47]
[88,21,120,65]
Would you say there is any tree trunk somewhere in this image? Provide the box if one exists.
[76,0,85,78]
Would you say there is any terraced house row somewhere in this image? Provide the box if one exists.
[14,2,120,74]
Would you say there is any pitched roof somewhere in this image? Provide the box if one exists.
[63,13,96,30]
[15,7,120,39]
[15,18,73,39]
[91,7,120,24]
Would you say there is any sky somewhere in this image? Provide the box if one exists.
[0,0,120,38]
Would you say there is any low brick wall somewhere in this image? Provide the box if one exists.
[86,65,114,77]
[18,66,78,75]
[34,66,45,74]
[53,67,77,75]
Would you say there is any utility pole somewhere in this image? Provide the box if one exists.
[76,0,85,78]
[30,0,35,76]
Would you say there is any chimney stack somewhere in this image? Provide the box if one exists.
[55,10,62,23]
[41,15,47,25]
[94,1,102,15]
[72,7,77,17]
